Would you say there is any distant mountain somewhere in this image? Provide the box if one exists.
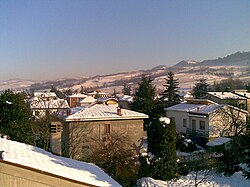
[0,79,38,92]
[175,60,200,67]
[200,51,250,66]
[175,51,250,67]
[0,51,249,92]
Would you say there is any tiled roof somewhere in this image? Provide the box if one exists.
[66,104,148,121]
[0,137,121,187]
[30,99,69,109]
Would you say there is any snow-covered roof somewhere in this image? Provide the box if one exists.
[206,137,232,147]
[165,103,204,112]
[80,96,97,103]
[97,97,118,103]
[67,94,88,98]
[34,92,57,98]
[208,92,247,100]
[234,91,250,98]
[30,99,69,109]
[0,137,121,187]
[119,95,134,102]
[66,103,148,122]
[165,103,224,115]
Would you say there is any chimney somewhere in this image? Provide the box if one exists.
[197,107,200,112]
[50,122,63,155]
[117,107,122,116]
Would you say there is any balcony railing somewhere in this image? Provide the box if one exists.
[186,128,209,138]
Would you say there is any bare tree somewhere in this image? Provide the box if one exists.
[89,132,138,186]
[210,105,248,137]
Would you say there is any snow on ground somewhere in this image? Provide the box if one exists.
[138,171,250,187]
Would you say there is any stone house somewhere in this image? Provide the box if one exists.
[59,103,148,160]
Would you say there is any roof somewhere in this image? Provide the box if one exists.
[30,99,69,109]
[165,103,224,115]
[0,137,121,187]
[34,92,57,98]
[206,137,232,147]
[208,92,247,100]
[66,103,148,122]
[67,94,88,98]
[119,95,134,102]
[234,91,250,99]
[80,96,97,103]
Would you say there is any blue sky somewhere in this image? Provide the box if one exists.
[0,0,250,81]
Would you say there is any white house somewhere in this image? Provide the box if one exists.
[165,99,248,139]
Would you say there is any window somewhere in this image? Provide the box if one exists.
[199,121,205,130]
[183,119,187,128]
[104,124,111,134]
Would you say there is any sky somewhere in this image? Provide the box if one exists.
[0,0,250,81]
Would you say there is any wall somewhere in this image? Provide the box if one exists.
[62,119,144,160]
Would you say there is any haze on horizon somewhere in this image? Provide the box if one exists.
[0,0,250,81]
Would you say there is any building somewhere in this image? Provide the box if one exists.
[66,94,89,108]
[60,103,148,160]
[0,136,121,187]
[207,92,248,110]
[87,90,111,99]
[30,98,70,118]
[33,91,57,101]
[118,95,134,109]
[165,99,248,140]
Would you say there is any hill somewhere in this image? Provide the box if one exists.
[1,51,249,93]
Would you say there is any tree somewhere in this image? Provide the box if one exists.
[89,132,138,187]
[140,117,178,180]
[192,78,209,99]
[0,90,34,144]
[122,83,131,95]
[130,76,156,116]
[161,71,180,107]
[152,117,178,180]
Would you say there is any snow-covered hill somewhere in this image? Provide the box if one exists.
[0,51,249,93]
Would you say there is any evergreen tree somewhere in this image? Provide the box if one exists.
[139,117,178,180]
[192,78,209,99]
[80,85,85,94]
[0,90,34,144]
[122,83,131,95]
[153,117,177,180]
[161,71,180,107]
[130,76,156,116]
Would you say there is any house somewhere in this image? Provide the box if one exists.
[66,94,89,108]
[87,90,111,99]
[165,99,248,140]
[59,103,148,160]
[80,96,97,106]
[96,97,118,105]
[0,136,121,187]
[207,92,248,110]
[33,91,57,101]
[118,95,134,109]
[179,91,193,102]
[30,98,70,118]
[232,90,250,112]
